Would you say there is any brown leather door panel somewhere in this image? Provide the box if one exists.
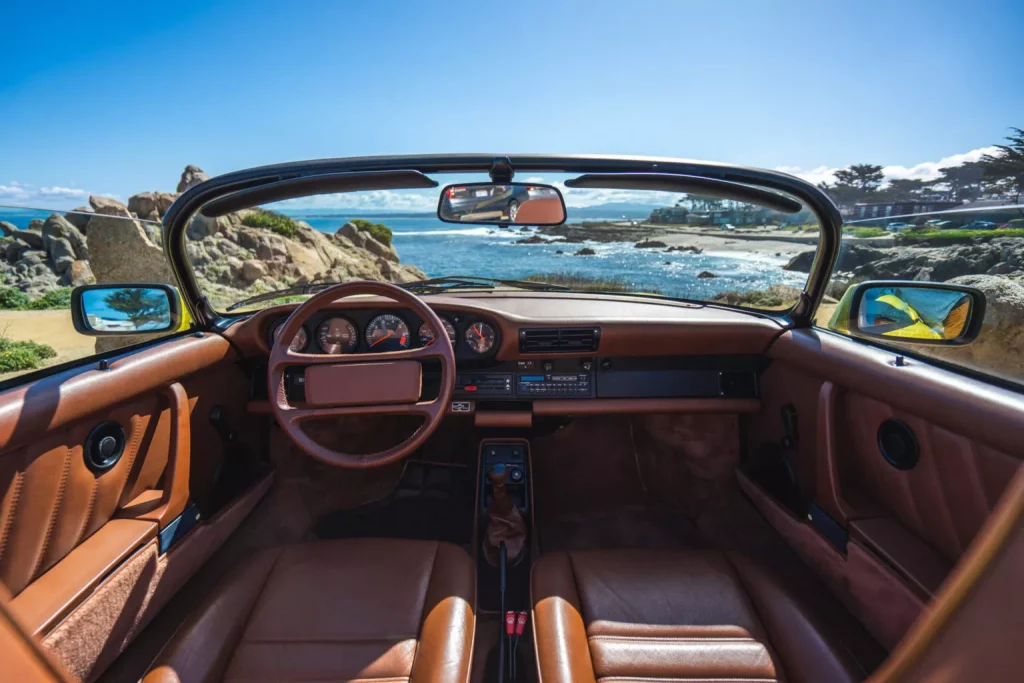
[0,333,258,677]
[743,329,1024,650]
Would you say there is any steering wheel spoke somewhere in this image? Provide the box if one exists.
[268,281,455,468]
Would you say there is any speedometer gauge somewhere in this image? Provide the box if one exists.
[418,318,457,346]
[464,322,496,354]
[316,317,358,354]
[365,313,411,352]
[271,320,308,352]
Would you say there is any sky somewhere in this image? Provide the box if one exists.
[1,0,1021,210]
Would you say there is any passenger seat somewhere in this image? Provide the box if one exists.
[532,549,862,683]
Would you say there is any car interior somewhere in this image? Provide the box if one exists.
[1,155,1021,683]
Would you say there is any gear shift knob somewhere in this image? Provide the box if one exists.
[489,463,508,486]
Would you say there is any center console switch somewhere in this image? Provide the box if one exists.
[480,441,529,513]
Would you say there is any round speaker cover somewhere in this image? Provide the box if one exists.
[877,419,918,470]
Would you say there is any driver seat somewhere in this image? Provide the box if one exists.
[141,538,475,683]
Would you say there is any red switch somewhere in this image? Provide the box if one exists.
[464,385,477,392]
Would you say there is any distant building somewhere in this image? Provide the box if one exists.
[648,206,688,223]
[845,200,961,220]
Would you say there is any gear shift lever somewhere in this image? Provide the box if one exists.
[484,463,526,566]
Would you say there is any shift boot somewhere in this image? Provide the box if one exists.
[483,464,527,565]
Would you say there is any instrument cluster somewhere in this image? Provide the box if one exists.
[268,309,499,357]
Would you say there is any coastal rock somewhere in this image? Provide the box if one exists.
[241,259,267,283]
[64,207,93,232]
[68,259,95,287]
[177,165,210,193]
[89,195,133,218]
[0,221,16,237]
[667,245,703,254]
[5,240,29,263]
[10,228,44,249]
[43,214,88,259]
[128,191,177,221]
[927,275,1024,378]
[514,235,552,244]
[555,250,564,254]
[575,247,596,256]
[697,271,717,279]
[635,239,668,249]
[86,214,175,285]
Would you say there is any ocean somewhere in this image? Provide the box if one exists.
[294,213,805,300]
[0,207,806,300]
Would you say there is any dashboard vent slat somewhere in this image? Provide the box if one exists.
[519,327,600,353]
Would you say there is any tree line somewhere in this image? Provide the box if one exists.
[818,127,1024,207]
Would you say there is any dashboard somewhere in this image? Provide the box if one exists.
[231,292,784,417]
[267,308,501,360]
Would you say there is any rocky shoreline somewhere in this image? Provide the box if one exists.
[0,165,426,308]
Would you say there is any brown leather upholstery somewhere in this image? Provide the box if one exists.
[532,549,861,683]
[143,538,475,683]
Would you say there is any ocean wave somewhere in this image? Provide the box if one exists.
[392,227,518,237]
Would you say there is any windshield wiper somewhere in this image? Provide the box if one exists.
[224,281,343,312]
[400,275,571,294]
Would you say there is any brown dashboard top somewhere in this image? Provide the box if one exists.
[223,292,785,360]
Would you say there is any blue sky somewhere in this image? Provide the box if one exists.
[1,0,1021,209]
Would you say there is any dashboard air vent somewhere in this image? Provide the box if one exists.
[519,327,600,353]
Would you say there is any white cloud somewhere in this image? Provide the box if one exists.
[776,146,999,187]
[0,181,110,209]
[271,189,438,212]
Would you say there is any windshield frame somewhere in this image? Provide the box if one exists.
[162,154,841,327]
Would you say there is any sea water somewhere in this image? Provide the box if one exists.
[0,207,806,300]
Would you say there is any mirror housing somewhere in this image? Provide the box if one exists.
[72,284,183,336]
[844,280,986,345]
[438,182,566,225]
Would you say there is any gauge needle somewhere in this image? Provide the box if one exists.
[371,331,394,347]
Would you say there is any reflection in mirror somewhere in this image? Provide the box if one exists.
[78,287,174,333]
[438,182,566,225]
[856,285,978,342]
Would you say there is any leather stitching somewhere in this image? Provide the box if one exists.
[407,540,440,680]
[74,478,99,548]
[0,470,24,568]
[30,445,72,581]
[117,414,145,501]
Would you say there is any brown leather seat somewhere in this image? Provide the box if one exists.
[532,549,863,683]
[143,538,475,683]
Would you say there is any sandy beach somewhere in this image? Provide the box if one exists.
[0,309,94,380]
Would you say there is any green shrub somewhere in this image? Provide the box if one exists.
[711,284,802,309]
[0,337,58,372]
[241,209,298,238]
[27,288,72,310]
[897,228,1024,242]
[0,287,31,310]
[844,227,887,238]
[349,219,393,247]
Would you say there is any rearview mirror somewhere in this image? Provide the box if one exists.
[71,284,182,336]
[438,182,566,225]
[846,281,986,345]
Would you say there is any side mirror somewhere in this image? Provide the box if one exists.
[845,281,986,345]
[438,182,566,225]
[71,284,183,336]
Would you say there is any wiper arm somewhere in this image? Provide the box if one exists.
[224,281,342,312]
[400,275,571,293]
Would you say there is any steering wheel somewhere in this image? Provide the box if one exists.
[268,281,455,468]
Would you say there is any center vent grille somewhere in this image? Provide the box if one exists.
[519,327,600,353]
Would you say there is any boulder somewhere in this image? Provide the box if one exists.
[188,214,233,240]
[53,254,75,275]
[42,214,88,259]
[0,221,15,237]
[86,214,174,285]
[634,240,668,249]
[89,195,133,218]
[697,271,717,279]
[336,222,370,249]
[10,228,44,249]
[575,247,596,256]
[513,235,552,245]
[45,236,76,266]
[177,165,209,193]
[68,260,95,287]
[64,206,93,231]
[241,259,267,283]
[928,275,1024,380]
[127,192,162,221]
[5,240,29,263]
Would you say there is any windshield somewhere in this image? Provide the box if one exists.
[185,178,819,313]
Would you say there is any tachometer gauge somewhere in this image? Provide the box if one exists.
[316,317,359,354]
[464,321,496,354]
[271,320,309,352]
[418,318,457,347]
[365,313,411,351]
